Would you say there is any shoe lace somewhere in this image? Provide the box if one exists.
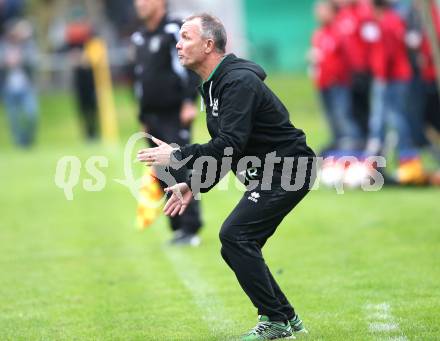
[253,321,271,334]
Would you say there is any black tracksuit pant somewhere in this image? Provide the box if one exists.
[142,112,202,235]
[219,158,315,322]
[74,66,98,140]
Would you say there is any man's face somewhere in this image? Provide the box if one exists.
[176,19,207,70]
[315,3,334,24]
[134,0,163,20]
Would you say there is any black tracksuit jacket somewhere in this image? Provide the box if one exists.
[131,16,199,115]
[178,54,315,192]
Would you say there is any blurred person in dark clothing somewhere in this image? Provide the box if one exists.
[419,1,440,139]
[132,0,202,246]
[386,0,440,163]
[137,13,314,338]
[365,0,427,184]
[103,0,138,38]
[310,0,363,154]
[0,0,24,34]
[396,0,428,148]
[0,18,38,147]
[332,0,373,142]
[65,6,98,141]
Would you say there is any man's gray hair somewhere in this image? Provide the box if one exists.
[184,13,227,53]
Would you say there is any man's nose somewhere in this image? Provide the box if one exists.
[176,40,182,50]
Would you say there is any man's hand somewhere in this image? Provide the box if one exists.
[137,136,175,166]
[163,183,193,217]
[180,101,197,126]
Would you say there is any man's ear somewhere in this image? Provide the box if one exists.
[205,39,215,54]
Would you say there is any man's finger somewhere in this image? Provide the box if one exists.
[164,203,176,216]
[178,204,188,216]
[151,136,164,146]
[163,200,173,215]
[137,151,158,162]
[165,201,180,216]
[137,147,158,155]
[137,154,151,162]
[170,204,181,217]
[164,196,178,214]
[164,194,178,211]
[164,186,179,195]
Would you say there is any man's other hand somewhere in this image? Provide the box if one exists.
[163,183,193,216]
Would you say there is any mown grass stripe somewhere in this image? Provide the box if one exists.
[152,227,238,340]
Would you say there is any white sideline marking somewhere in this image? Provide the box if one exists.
[154,230,236,339]
[365,302,407,340]
[369,322,399,332]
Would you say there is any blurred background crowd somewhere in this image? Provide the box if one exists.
[0,0,245,146]
[310,0,440,186]
[1,0,440,187]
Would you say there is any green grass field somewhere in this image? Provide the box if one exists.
[0,76,439,340]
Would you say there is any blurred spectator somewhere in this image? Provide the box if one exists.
[419,0,440,139]
[0,19,39,147]
[387,0,411,17]
[311,0,363,154]
[399,0,429,148]
[131,0,202,245]
[64,5,99,141]
[365,0,427,184]
[103,0,138,39]
[387,0,440,163]
[0,0,24,35]
[332,0,373,142]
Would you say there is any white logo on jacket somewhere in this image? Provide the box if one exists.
[131,32,145,46]
[212,98,219,117]
[248,192,260,203]
[149,36,161,53]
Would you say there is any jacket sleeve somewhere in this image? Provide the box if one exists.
[180,79,258,169]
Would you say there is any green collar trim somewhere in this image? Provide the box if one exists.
[204,55,226,84]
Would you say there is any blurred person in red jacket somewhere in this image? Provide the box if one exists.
[331,0,373,142]
[365,0,427,184]
[310,0,363,155]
